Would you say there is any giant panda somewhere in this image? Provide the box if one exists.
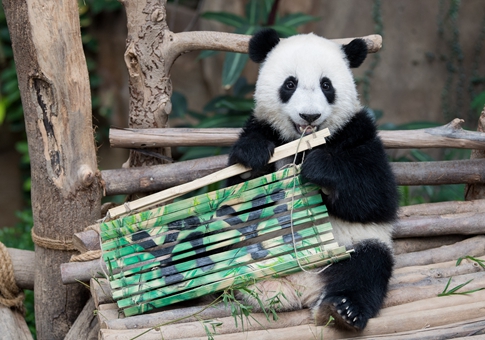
[227,28,399,331]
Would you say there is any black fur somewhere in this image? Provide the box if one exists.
[228,115,284,171]
[314,239,394,330]
[301,110,399,224]
[342,39,368,68]
[248,28,280,63]
[320,77,336,104]
[279,76,298,103]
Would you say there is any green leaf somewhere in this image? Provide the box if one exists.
[202,12,248,28]
[222,52,249,89]
[222,25,258,88]
[471,91,485,113]
[276,13,319,27]
[170,91,188,118]
[0,98,6,125]
[233,77,255,97]
[269,25,298,38]
[215,97,254,112]
[245,0,259,25]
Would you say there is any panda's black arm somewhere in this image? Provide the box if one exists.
[301,111,399,224]
[228,115,284,170]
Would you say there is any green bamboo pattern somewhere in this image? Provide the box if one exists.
[101,183,318,253]
[101,174,308,242]
[109,206,329,289]
[100,167,298,239]
[103,194,324,270]
[121,247,350,316]
[111,221,333,298]
[100,169,350,317]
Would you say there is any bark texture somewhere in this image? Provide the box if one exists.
[3,0,102,339]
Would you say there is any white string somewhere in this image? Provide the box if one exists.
[284,127,333,275]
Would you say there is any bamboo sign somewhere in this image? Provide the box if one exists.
[99,130,351,317]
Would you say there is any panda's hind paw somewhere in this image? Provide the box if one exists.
[313,295,369,331]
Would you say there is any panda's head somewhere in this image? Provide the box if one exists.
[249,28,368,141]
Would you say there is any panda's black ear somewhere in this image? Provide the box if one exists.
[249,28,280,63]
[342,39,368,68]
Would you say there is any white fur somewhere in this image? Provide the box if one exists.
[254,33,362,141]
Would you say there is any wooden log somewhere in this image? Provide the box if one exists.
[73,230,100,253]
[393,213,485,238]
[100,158,485,196]
[64,297,99,340]
[101,155,227,196]
[98,294,485,340]
[3,0,102,339]
[399,198,485,217]
[393,235,485,268]
[0,306,33,340]
[90,278,114,308]
[7,248,35,290]
[102,303,232,330]
[391,257,484,286]
[110,128,240,148]
[109,119,485,150]
[393,235,467,255]
[391,159,485,186]
[60,259,107,285]
[342,318,485,339]
[385,271,485,307]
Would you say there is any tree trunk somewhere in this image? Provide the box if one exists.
[465,107,485,200]
[2,1,102,339]
[121,0,173,197]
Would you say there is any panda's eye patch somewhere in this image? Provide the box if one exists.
[279,76,298,103]
[320,77,335,104]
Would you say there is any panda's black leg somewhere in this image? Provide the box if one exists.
[313,239,393,331]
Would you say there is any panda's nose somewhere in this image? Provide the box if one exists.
[299,113,321,124]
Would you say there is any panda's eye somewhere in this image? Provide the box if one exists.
[321,81,331,91]
[285,80,296,90]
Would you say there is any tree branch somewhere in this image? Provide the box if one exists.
[164,32,383,70]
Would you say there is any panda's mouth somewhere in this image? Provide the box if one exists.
[294,124,317,135]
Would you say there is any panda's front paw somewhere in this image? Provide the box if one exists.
[229,140,275,171]
[301,149,336,188]
[313,295,370,331]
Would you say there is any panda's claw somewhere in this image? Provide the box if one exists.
[313,295,370,331]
